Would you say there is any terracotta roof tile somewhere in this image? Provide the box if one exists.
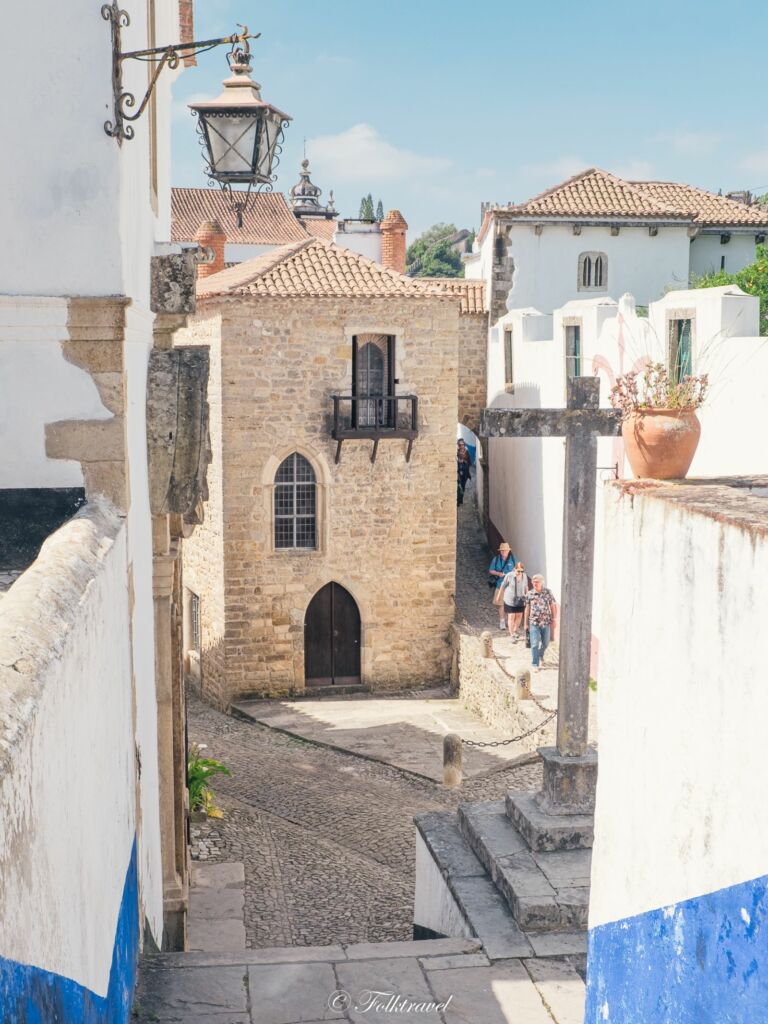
[423,278,487,315]
[197,238,447,300]
[503,168,688,221]
[631,181,768,227]
[171,187,307,245]
[298,217,338,241]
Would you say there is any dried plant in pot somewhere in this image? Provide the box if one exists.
[610,363,709,480]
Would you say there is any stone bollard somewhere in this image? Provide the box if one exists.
[515,669,532,700]
[443,733,463,789]
[480,630,493,659]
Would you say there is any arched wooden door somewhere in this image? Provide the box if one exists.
[304,583,361,687]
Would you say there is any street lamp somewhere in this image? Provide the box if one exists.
[102,3,291,225]
[189,37,291,226]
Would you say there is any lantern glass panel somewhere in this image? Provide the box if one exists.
[204,112,259,178]
[257,115,282,179]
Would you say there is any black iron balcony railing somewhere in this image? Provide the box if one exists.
[330,394,418,463]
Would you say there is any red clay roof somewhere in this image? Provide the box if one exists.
[298,217,337,241]
[505,168,688,221]
[425,278,487,315]
[197,238,448,300]
[632,180,768,227]
[172,187,307,245]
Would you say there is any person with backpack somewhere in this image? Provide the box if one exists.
[501,562,531,640]
[488,542,515,630]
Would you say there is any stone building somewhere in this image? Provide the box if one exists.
[176,234,486,707]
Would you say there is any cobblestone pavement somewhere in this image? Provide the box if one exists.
[188,691,541,950]
[454,479,504,635]
[186,484,542,950]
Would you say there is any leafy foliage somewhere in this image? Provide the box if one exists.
[188,743,231,815]
[693,243,768,335]
[375,200,384,222]
[406,223,464,278]
[610,362,709,418]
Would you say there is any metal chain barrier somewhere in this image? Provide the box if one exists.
[451,611,557,749]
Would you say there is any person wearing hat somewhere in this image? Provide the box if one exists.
[502,561,531,640]
[488,542,515,630]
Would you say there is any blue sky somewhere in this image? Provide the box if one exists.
[172,0,768,238]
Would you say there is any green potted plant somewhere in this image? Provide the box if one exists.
[610,362,709,480]
[187,743,231,822]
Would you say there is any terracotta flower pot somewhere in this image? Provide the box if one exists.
[622,409,701,480]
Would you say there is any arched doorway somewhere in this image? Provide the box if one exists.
[304,582,361,687]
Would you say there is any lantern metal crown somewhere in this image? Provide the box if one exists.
[102,2,291,226]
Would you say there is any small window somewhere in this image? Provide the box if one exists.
[275,453,317,550]
[565,324,582,379]
[191,593,200,650]
[578,251,607,292]
[669,319,693,384]
[503,328,514,390]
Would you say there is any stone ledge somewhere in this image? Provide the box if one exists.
[0,500,123,772]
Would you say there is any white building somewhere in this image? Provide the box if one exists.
[488,285,768,670]
[0,0,209,1017]
[465,168,768,325]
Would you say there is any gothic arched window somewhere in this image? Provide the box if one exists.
[578,251,608,292]
[274,453,317,550]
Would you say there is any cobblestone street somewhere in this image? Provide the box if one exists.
[454,479,503,634]
[187,484,541,949]
[189,693,541,949]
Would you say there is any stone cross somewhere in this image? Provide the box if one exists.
[480,378,621,797]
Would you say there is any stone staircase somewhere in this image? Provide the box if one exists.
[415,792,592,959]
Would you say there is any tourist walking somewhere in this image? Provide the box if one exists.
[456,439,472,505]
[524,574,558,672]
[502,562,531,640]
[488,542,515,629]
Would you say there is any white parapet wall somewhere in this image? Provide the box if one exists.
[586,477,768,1021]
[0,502,140,1019]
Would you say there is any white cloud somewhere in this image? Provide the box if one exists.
[612,159,655,180]
[740,150,768,177]
[653,131,722,156]
[172,93,209,123]
[522,155,588,182]
[306,123,451,184]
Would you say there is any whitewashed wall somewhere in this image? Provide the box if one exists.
[587,479,768,1022]
[689,232,758,279]
[0,0,189,1002]
[333,222,382,262]
[0,507,138,1015]
[502,224,690,314]
[486,287,768,668]
[0,298,111,488]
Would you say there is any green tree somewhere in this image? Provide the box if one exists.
[406,223,464,278]
[375,200,384,222]
[359,194,375,220]
[694,243,768,335]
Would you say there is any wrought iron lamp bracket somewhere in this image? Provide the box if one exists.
[101,2,259,144]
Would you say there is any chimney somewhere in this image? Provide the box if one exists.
[195,219,226,278]
[380,210,408,275]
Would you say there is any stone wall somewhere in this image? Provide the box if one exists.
[450,626,556,756]
[178,295,459,705]
[457,312,488,435]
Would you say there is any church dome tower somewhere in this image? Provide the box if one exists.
[289,158,335,219]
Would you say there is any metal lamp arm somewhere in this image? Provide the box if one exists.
[101,2,260,143]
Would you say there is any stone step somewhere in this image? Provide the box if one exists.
[458,800,591,934]
[506,791,594,852]
[415,810,586,959]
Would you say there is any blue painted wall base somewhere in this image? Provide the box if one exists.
[586,873,767,1023]
[0,839,139,1024]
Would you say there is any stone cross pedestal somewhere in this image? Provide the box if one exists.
[481,378,621,840]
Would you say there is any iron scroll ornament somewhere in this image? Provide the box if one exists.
[101,1,260,144]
